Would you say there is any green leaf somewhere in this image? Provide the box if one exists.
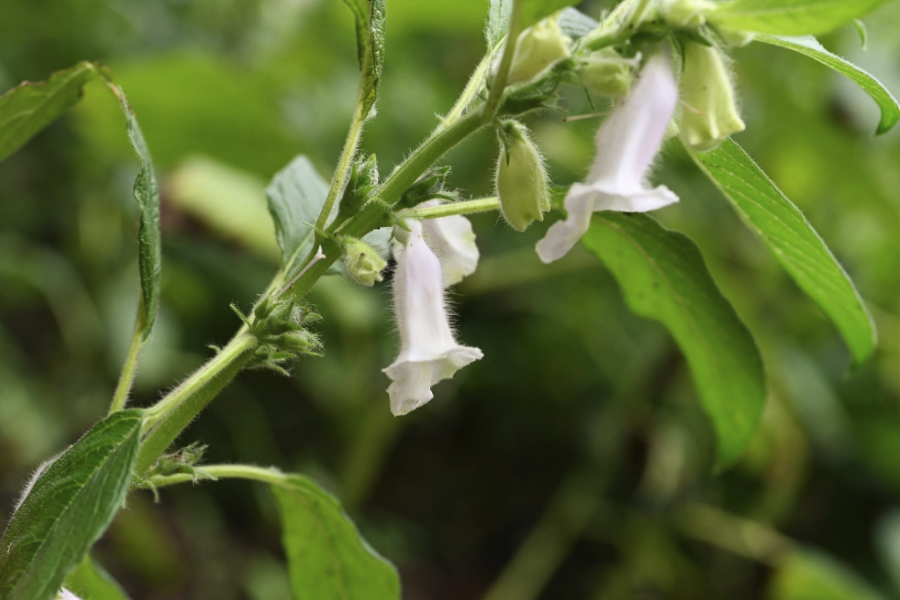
[106,84,162,339]
[64,555,130,600]
[689,139,876,365]
[769,549,888,600]
[0,410,143,600]
[272,474,400,600]
[519,0,581,30]
[486,0,513,47]
[0,62,98,162]
[558,7,600,40]
[341,0,386,118]
[755,34,900,135]
[266,155,331,276]
[711,0,891,36]
[583,213,765,470]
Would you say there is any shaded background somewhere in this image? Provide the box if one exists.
[2,0,900,598]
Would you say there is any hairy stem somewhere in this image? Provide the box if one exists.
[397,197,499,220]
[108,314,145,414]
[136,333,258,473]
[483,0,523,121]
[316,106,367,231]
[141,464,290,490]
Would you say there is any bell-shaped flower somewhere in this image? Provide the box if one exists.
[384,220,483,415]
[536,52,679,263]
[394,201,479,288]
[679,41,745,151]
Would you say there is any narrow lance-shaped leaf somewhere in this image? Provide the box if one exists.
[342,0,386,118]
[64,555,131,600]
[689,139,876,366]
[0,61,98,162]
[583,213,766,470]
[710,0,891,36]
[105,83,162,339]
[755,34,900,135]
[272,474,400,600]
[0,410,143,600]
[486,0,513,47]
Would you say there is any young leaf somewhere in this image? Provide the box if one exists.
[755,34,900,135]
[770,548,888,600]
[558,7,601,40]
[519,0,581,31]
[0,410,143,600]
[711,0,891,36]
[0,62,99,162]
[64,555,131,600]
[689,139,876,366]
[272,474,400,600]
[106,84,162,339]
[582,213,765,470]
[341,0,386,118]
[486,0,513,47]
[266,155,330,275]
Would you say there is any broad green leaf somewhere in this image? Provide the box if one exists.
[0,410,143,600]
[341,0,386,118]
[266,155,331,275]
[519,0,581,30]
[769,549,888,600]
[0,62,98,162]
[756,34,900,135]
[689,139,876,365]
[486,0,513,47]
[272,474,400,600]
[64,555,130,600]
[106,84,161,339]
[711,0,891,36]
[583,213,765,469]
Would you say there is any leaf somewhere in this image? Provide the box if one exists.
[0,62,98,162]
[64,555,130,600]
[582,213,765,470]
[769,548,888,600]
[689,139,876,365]
[266,155,331,276]
[0,410,143,600]
[486,0,513,47]
[105,84,162,339]
[341,0,386,118]
[755,34,900,135]
[710,0,891,36]
[558,7,600,40]
[272,474,400,600]
[519,0,581,30]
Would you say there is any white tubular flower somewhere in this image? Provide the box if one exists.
[384,220,483,415]
[394,201,479,288]
[57,590,83,600]
[536,52,679,264]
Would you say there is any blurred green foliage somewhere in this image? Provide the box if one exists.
[2,0,900,598]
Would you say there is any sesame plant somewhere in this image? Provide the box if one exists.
[0,0,898,598]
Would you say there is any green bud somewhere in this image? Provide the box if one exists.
[341,237,387,286]
[579,50,635,97]
[713,26,755,48]
[495,121,550,232]
[659,0,716,27]
[679,41,745,151]
[507,17,571,86]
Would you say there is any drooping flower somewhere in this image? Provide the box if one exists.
[679,41,745,151]
[384,220,483,415]
[57,590,83,600]
[394,201,479,288]
[495,120,551,232]
[536,52,679,263]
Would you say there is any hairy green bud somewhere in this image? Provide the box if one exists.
[659,0,716,27]
[680,41,745,151]
[342,237,387,286]
[579,50,636,97]
[506,17,572,86]
[495,121,550,232]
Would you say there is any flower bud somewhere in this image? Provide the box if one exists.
[659,0,716,27]
[495,120,551,232]
[679,41,745,151]
[341,237,387,286]
[579,50,636,97]
[506,17,572,86]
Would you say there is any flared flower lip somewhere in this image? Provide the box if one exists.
[384,346,483,416]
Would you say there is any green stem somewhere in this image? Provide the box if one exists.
[136,333,258,473]
[316,106,367,231]
[397,197,499,220]
[140,464,289,490]
[483,0,523,121]
[436,53,492,133]
[674,503,794,565]
[108,316,145,414]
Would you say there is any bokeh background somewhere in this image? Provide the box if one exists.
[2,0,900,598]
